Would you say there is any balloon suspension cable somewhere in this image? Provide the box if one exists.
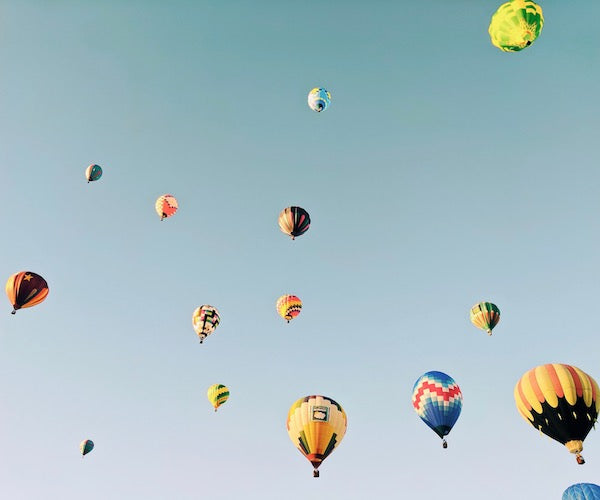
[442,439,448,449]
[576,454,585,465]
[313,470,320,478]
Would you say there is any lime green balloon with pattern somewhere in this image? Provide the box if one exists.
[207,384,229,412]
[489,0,543,52]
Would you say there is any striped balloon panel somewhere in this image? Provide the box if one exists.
[207,384,229,410]
[85,164,103,182]
[276,294,302,321]
[489,0,544,52]
[192,305,220,341]
[80,439,94,456]
[514,364,600,445]
[155,194,178,220]
[412,371,463,439]
[470,302,500,334]
[287,395,347,470]
[307,87,331,112]
[278,206,311,239]
[563,483,600,500]
[5,271,49,313]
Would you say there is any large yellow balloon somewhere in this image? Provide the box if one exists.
[514,364,600,464]
[286,395,347,477]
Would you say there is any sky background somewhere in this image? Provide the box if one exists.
[0,1,599,498]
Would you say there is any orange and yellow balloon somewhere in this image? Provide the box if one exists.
[287,395,347,477]
[5,271,49,314]
[276,294,302,323]
[155,194,178,220]
[514,363,600,464]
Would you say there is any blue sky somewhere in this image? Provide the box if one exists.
[0,1,599,498]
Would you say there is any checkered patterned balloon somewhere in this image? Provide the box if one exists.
[412,371,463,441]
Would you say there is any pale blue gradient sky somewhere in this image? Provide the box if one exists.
[0,1,599,498]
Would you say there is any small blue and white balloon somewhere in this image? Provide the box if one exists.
[307,87,331,112]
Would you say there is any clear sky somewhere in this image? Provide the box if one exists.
[1,1,599,498]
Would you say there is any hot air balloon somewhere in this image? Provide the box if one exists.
[287,395,347,477]
[514,364,600,464]
[207,384,229,411]
[276,294,302,323]
[412,371,463,448]
[470,302,500,335]
[80,439,94,457]
[563,483,600,500]
[489,0,544,52]
[192,305,220,343]
[278,206,310,240]
[85,164,103,183]
[155,194,178,220]
[5,272,49,314]
[307,87,331,112]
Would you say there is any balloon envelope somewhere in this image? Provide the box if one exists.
[489,0,543,52]
[276,294,302,322]
[287,395,347,477]
[155,194,178,220]
[5,271,49,314]
[307,87,331,112]
[80,439,94,457]
[278,206,310,240]
[207,384,229,411]
[515,364,600,463]
[563,483,600,500]
[412,371,463,444]
[192,305,220,343]
[470,301,500,335]
[85,164,103,182]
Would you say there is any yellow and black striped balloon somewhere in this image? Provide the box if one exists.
[514,364,600,464]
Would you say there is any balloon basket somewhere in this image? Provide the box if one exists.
[313,470,319,478]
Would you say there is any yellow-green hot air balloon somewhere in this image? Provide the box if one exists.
[470,302,500,335]
[207,384,229,411]
[514,364,600,464]
[276,294,302,323]
[489,0,544,52]
[287,395,347,477]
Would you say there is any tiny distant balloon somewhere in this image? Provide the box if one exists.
[412,371,463,448]
[155,194,178,220]
[307,88,331,112]
[515,364,600,465]
[5,271,49,314]
[85,164,103,183]
[192,305,220,343]
[489,0,544,52]
[470,302,500,336]
[563,483,600,500]
[207,384,229,411]
[80,439,94,457]
[276,294,302,323]
[287,395,347,477]
[278,206,310,240]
